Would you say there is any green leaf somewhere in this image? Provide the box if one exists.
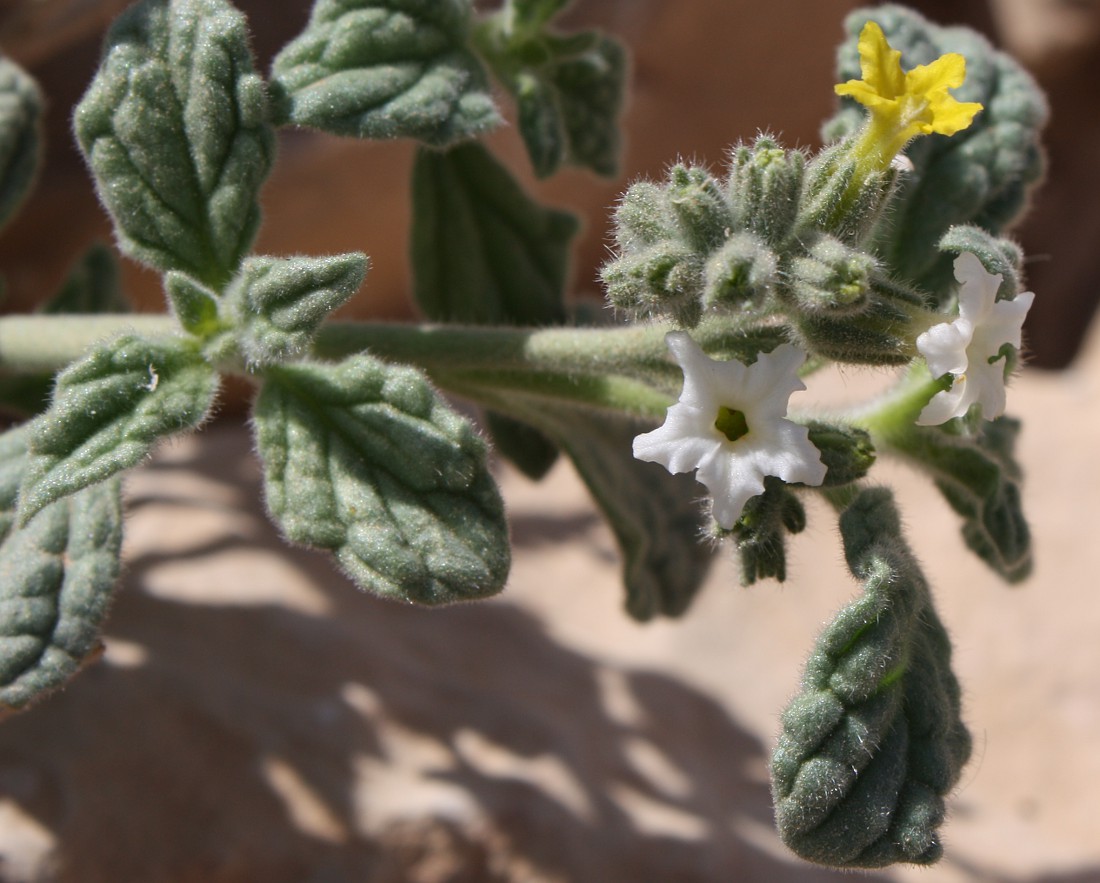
[253,355,510,604]
[0,54,42,231]
[39,244,130,315]
[227,253,368,365]
[411,141,578,477]
[271,0,500,145]
[479,394,715,620]
[772,488,971,868]
[886,417,1030,582]
[0,425,123,712]
[73,0,275,289]
[477,10,625,178]
[727,477,806,587]
[411,141,578,322]
[164,272,221,337]
[19,334,219,522]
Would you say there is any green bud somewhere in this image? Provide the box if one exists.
[600,242,703,326]
[798,142,898,244]
[667,164,732,253]
[702,231,777,310]
[611,180,675,251]
[727,135,805,245]
[795,296,913,366]
[788,235,876,315]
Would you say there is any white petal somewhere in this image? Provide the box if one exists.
[916,380,970,425]
[954,252,1001,323]
[917,319,971,377]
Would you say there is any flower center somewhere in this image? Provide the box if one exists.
[714,405,750,442]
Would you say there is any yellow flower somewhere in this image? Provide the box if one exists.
[835,21,983,168]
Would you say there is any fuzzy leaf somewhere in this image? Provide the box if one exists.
[19,334,219,522]
[0,425,123,711]
[772,487,971,868]
[253,355,510,604]
[887,417,1030,582]
[474,392,715,620]
[228,253,368,365]
[271,0,500,145]
[411,141,578,322]
[0,54,42,231]
[411,141,577,477]
[40,244,130,315]
[74,0,275,289]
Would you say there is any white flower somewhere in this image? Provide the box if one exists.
[633,332,827,529]
[916,252,1035,425]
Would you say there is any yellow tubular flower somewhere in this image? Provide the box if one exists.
[835,21,983,170]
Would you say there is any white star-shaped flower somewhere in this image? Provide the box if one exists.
[633,332,827,529]
[916,252,1035,426]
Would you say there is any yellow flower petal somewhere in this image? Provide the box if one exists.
[856,21,905,99]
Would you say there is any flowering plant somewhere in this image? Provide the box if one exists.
[0,0,1047,870]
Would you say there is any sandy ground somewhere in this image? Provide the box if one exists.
[0,324,1098,882]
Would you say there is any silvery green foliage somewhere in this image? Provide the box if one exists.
[164,272,221,337]
[411,142,578,324]
[271,0,501,145]
[772,488,971,868]
[253,355,510,605]
[227,253,368,365]
[0,426,122,711]
[40,244,130,315]
[475,0,626,178]
[826,4,1047,307]
[501,401,714,620]
[0,54,41,231]
[887,416,1030,582]
[74,0,274,290]
[411,140,578,478]
[600,139,925,364]
[18,334,219,522]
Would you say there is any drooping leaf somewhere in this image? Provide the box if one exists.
[887,416,1030,582]
[411,141,578,477]
[772,487,971,868]
[0,425,123,712]
[0,53,42,231]
[40,243,130,315]
[475,392,715,620]
[19,334,219,522]
[253,354,510,604]
[227,253,368,365]
[271,0,500,145]
[74,0,275,289]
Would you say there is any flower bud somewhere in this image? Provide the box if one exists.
[702,231,777,309]
[667,163,732,253]
[728,136,805,245]
[788,235,875,315]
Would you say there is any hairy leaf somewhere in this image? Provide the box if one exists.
[74,0,274,289]
[0,426,123,712]
[164,272,221,337]
[228,253,368,365]
[888,417,1030,582]
[411,141,578,322]
[19,334,219,522]
[772,487,971,868]
[271,0,500,145]
[254,355,510,604]
[411,141,578,477]
[0,54,42,231]
[40,244,130,315]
